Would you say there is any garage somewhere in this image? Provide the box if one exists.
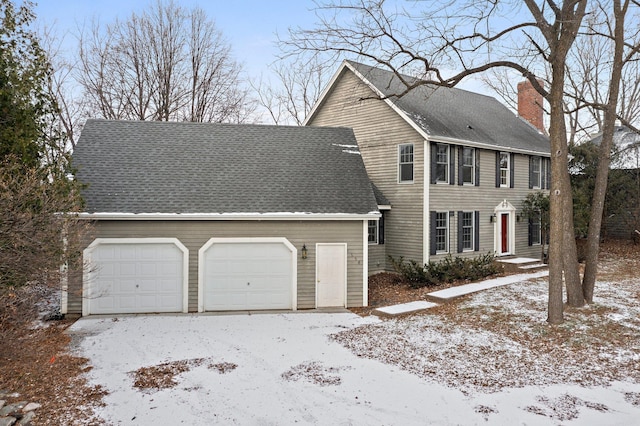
[83,238,188,315]
[199,238,296,311]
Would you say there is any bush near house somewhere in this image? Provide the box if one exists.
[389,253,503,288]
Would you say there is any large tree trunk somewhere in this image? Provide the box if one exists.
[546,70,569,324]
[563,182,584,307]
[583,0,627,303]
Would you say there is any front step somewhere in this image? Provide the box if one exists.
[497,257,548,273]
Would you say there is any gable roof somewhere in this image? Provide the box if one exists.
[73,119,378,218]
[306,60,550,156]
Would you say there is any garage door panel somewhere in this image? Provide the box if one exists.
[87,241,185,315]
[202,241,293,311]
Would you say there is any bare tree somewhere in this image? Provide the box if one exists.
[254,57,331,125]
[282,0,594,323]
[38,24,88,159]
[582,0,640,303]
[485,6,640,145]
[77,0,253,123]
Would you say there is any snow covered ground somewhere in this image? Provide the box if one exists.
[68,277,640,425]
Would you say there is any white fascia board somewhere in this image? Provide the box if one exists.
[77,212,381,221]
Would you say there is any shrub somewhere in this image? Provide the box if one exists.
[389,252,502,288]
[388,256,436,287]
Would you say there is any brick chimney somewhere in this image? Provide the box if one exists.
[517,79,545,133]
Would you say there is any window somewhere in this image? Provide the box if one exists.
[368,214,385,245]
[399,144,414,182]
[461,212,474,251]
[368,220,378,244]
[499,152,510,187]
[529,213,542,246]
[530,156,541,188]
[457,211,479,253]
[435,144,449,183]
[461,147,475,185]
[435,212,449,253]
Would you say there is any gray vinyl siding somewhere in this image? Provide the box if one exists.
[368,243,386,274]
[429,148,547,261]
[67,220,366,314]
[307,67,548,271]
[308,69,424,270]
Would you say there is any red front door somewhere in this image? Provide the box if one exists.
[501,213,509,253]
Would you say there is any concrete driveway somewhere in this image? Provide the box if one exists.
[68,312,639,425]
[67,312,475,425]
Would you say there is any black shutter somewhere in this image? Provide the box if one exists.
[457,211,463,253]
[449,145,455,185]
[495,151,501,187]
[545,158,551,189]
[429,211,437,255]
[430,143,437,184]
[529,157,534,189]
[378,213,385,244]
[475,150,480,186]
[510,153,515,188]
[474,211,480,251]
[528,217,533,246]
[458,147,463,186]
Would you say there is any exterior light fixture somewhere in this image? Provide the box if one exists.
[490,214,496,223]
[301,244,308,259]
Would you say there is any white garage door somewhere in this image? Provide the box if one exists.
[201,240,294,311]
[85,240,186,315]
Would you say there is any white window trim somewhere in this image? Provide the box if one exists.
[435,211,449,253]
[461,211,474,252]
[462,147,475,186]
[532,156,542,189]
[500,152,510,188]
[531,211,542,246]
[435,143,450,184]
[368,219,379,245]
[398,143,414,183]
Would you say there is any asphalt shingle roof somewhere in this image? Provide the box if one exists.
[73,120,378,215]
[346,61,550,155]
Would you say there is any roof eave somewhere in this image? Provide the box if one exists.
[77,212,381,221]
[427,134,550,156]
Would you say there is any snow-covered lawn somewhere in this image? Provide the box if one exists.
[69,276,640,425]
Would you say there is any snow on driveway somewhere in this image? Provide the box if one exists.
[69,312,640,425]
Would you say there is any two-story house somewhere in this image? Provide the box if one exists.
[305,60,551,273]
